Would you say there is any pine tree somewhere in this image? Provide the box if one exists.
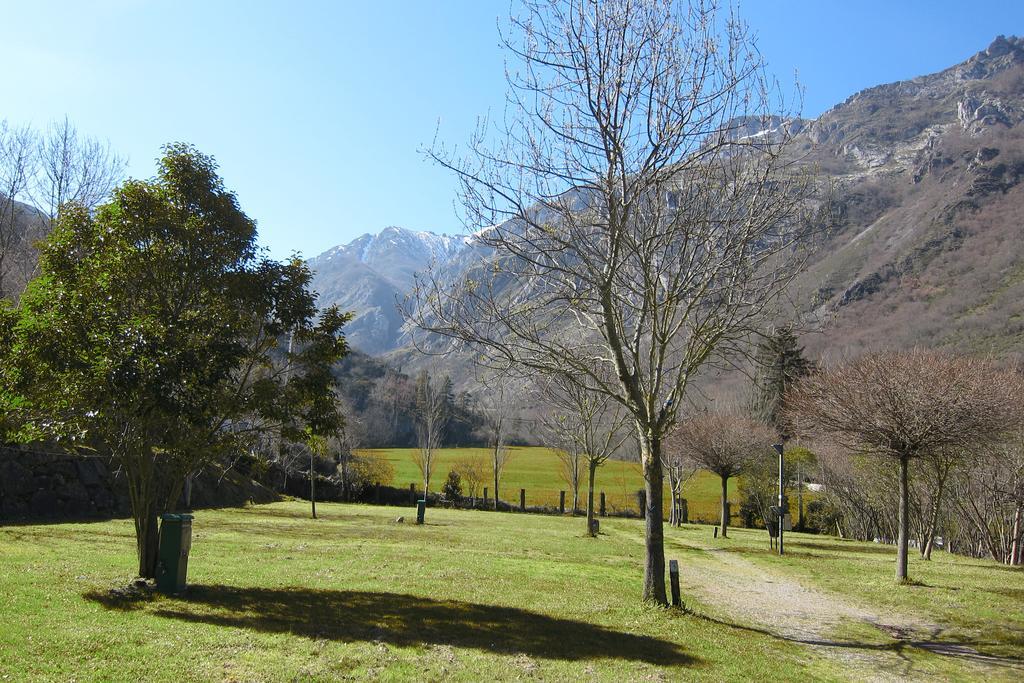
[753,327,813,440]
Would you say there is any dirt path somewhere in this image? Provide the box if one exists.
[668,537,1022,681]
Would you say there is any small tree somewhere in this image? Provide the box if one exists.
[1,144,349,577]
[789,349,1021,581]
[441,470,463,501]
[662,439,699,527]
[540,376,627,534]
[453,454,487,504]
[478,380,516,510]
[672,410,775,537]
[413,370,449,502]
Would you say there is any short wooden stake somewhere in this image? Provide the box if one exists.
[669,559,682,609]
[599,491,606,517]
[483,487,488,506]
[409,483,416,504]
[637,489,646,519]
[520,488,526,511]
[559,491,565,514]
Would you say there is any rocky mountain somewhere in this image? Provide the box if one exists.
[310,36,1024,377]
[308,226,465,354]
[787,34,1024,359]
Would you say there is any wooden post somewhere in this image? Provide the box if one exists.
[775,443,785,556]
[681,498,688,524]
[559,491,565,514]
[599,491,606,517]
[483,487,488,507]
[409,483,416,504]
[520,488,526,512]
[637,489,646,519]
[669,559,682,609]
[374,482,380,504]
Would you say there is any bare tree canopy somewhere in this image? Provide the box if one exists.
[789,349,1022,580]
[0,117,126,301]
[477,377,517,510]
[413,370,450,498]
[407,0,811,605]
[670,409,775,536]
[34,117,126,222]
[538,374,629,534]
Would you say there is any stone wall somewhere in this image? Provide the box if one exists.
[0,446,278,521]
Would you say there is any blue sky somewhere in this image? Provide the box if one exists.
[2,1,1021,260]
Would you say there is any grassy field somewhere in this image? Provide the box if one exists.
[1,501,1020,681]
[363,446,739,521]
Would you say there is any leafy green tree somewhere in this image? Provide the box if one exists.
[0,144,349,577]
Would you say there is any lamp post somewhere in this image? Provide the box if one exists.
[773,443,784,555]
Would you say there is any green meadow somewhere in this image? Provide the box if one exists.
[362,446,736,521]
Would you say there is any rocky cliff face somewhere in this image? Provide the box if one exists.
[310,36,1024,373]
[787,35,1024,359]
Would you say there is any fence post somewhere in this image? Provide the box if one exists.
[637,489,647,519]
[409,483,416,504]
[559,491,565,514]
[681,498,688,524]
[520,488,526,512]
[483,487,488,507]
[600,491,606,517]
[669,559,682,609]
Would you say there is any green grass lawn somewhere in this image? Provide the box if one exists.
[0,501,861,682]
[364,446,737,521]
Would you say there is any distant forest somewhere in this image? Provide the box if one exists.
[334,351,498,449]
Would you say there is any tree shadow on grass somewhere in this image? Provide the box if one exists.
[84,585,696,667]
[694,612,1024,672]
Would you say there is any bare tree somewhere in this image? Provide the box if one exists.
[453,454,487,504]
[413,370,449,500]
[407,0,811,604]
[951,434,1024,564]
[0,122,38,300]
[540,375,629,534]
[539,386,585,514]
[33,117,125,223]
[478,380,517,510]
[789,350,1021,581]
[662,437,699,527]
[672,410,775,537]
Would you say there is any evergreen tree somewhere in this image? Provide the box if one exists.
[753,327,813,440]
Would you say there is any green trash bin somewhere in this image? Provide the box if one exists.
[156,513,193,593]
[416,499,426,525]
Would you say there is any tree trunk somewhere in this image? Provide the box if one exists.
[1011,503,1022,566]
[639,433,667,606]
[720,474,729,538]
[896,453,910,582]
[135,503,160,579]
[586,459,598,537]
[797,461,803,531]
[310,453,317,519]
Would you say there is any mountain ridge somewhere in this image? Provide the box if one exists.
[309,35,1024,379]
